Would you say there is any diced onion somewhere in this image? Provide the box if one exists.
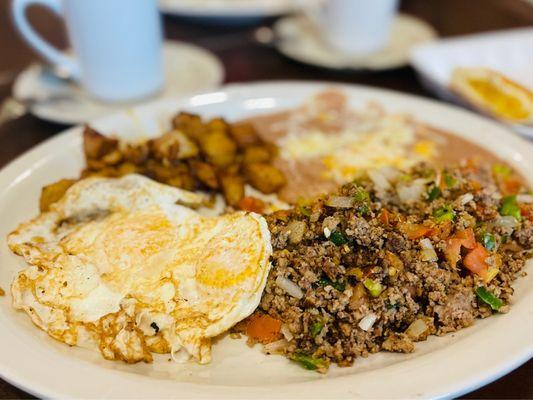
[495,215,519,229]
[262,339,288,355]
[517,194,533,204]
[396,179,427,203]
[379,166,401,182]
[419,238,437,261]
[358,313,378,331]
[276,276,304,299]
[286,220,306,244]
[458,193,474,205]
[405,318,428,340]
[326,196,354,208]
[280,324,294,341]
[368,169,391,191]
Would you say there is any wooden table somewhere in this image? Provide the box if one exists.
[0,0,532,398]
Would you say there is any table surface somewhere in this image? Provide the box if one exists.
[1,0,532,398]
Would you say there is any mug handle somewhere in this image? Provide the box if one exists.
[12,0,80,79]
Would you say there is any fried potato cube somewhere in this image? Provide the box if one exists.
[166,174,196,191]
[245,162,286,194]
[40,179,77,212]
[116,162,138,176]
[122,143,149,165]
[172,112,206,142]
[100,149,123,166]
[144,159,188,181]
[83,126,118,159]
[220,174,245,207]
[229,122,260,148]
[151,130,199,162]
[200,132,237,168]
[206,117,229,133]
[243,145,272,164]
[190,160,219,189]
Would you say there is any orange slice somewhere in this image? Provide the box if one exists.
[450,67,533,123]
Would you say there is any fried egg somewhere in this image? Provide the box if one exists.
[8,174,272,364]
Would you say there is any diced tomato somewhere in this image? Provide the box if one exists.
[444,228,476,267]
[378,209,390,225]
[463,243,489,278]
[245,313,282,344]
[519,204,533,221]
[401,223,433,240]
[501,178,522,195]
[238,196,265,213]
[453,228,476,249]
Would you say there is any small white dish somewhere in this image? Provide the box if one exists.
[274,13,437,71]
[410,27,533,139]
[158,0,297,20]
[0,81,531,399]
[12,41,224,125]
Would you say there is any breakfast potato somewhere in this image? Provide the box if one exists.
[190,160,218,189]
[229,122,260,148]
[144,159,188,181]
[166,173,196,191]
[122,143,149,165]
[220,174,245,207]
[243,145,272,164]
[200,131,237,168]
[151,130,199,162]
[83,126,118,159]
[172,112,206,142]
[40,178,77,212]
[206,117,229,133]
[245,162,286,194]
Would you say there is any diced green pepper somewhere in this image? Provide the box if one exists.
[291,353,327,370]
[318,277,346,292]
[433,205,455,222]
[353,188,370,203]
[483,232,496,251]
[363,278,384,297]
[499,195,521,221]
[330,230,348,246]
[299,205,311,217]
[444,173,456,188]
[427,186,441,202]
[492,164,512,178]
[309,322,324,338]
[475,287,503,311]
[354,188,371,216]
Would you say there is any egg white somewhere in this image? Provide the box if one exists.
[9,174,272,364]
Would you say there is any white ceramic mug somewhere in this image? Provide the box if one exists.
[12,0,164,102]
[306,0,399,55]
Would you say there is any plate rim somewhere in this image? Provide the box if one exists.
[0,80,532,399]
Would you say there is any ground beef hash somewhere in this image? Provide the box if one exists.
[254,162,531,371]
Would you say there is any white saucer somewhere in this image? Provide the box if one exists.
[13,41,224,125]
[158,0,297,19]
[274,13,437,71]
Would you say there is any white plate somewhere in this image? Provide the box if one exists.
[275,14,437,71]
[158,0,297,19]
[410,27,533,139]
[13,41,224,125]
[0,81,531,399]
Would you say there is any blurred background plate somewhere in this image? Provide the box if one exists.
[12,41,224,125]
[410,27,533,138]
[275,13,437,71]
